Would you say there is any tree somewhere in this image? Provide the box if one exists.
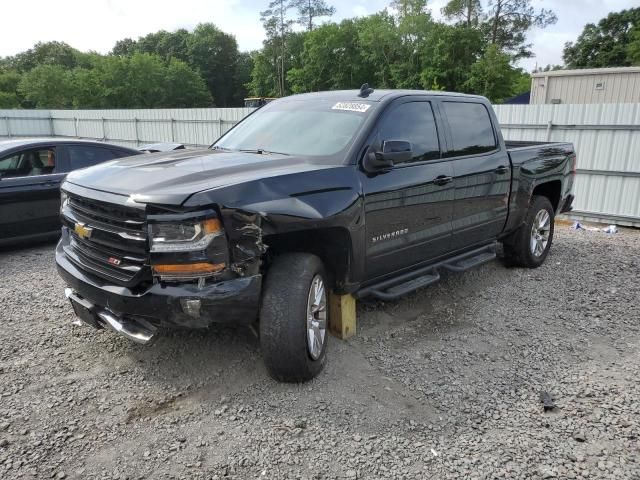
[419,23,485,92]
[186,23,240,106]
[18,64,74,108]
[261,1,295,97]
[390,0,434,89]
[355,12,401,88]
[292,0,335,31]
[563,8,640,68]
[111,38,138,56]
[464,44,518,102]
[629,27,640,65]
[110,25,245,106]
[442,0,483,28]
[485,0,557,59]
[0,69,22,108]
[233,52,255,104]
[8,41,81,72]
[163,58,212,107]
[288,20,370,93]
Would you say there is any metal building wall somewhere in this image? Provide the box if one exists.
[2,104,639,227]
[494,103,640,227]
[530,69,640,105]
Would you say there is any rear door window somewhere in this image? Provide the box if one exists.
[67,145,118,170]
[442,102,497,157]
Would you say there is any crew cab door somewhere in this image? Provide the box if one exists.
[0,145,63,240]
[361,99,454,280]
[438,100,511,250]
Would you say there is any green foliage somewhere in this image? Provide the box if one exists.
[485,0,557,59]
[0,92,20,108]
[110,24,242,106]
[10,52,211,109]
[249,0,552,103]
[0,68,21,109]
[511,68,532,95]
[18,65,74,108]
[563,8,640,68]
[288,20,371,93]
[442,0,482,27]
[292,0,336,31]
[464,44,520,102]
[629,27,640,65]
[8,41,81,72]
[419,24,484,91]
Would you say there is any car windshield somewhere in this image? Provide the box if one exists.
[213,98,373,157]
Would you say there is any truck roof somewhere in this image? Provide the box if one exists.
[282,89,487,103]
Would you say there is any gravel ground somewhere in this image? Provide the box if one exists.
[0,225,639,480]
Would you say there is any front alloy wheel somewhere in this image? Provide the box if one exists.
[306,275,327,360]
[260,253,329,382]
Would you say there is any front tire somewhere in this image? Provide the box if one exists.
[260,253,329,382]
[502,195,555,268]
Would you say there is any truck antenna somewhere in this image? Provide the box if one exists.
[358,83,374,98]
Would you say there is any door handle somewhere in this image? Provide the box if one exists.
[433,175,453,186]
[494,165,509,175]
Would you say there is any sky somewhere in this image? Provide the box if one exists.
[0,0,637,72]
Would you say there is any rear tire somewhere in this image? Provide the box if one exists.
[260,253,328,382]
[502,195,555,268]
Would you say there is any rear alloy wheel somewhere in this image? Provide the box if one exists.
[502,195,555,268]
[260,253,329,382]
[530,209,551,257]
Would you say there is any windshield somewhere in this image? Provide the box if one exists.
[214,98,373,157]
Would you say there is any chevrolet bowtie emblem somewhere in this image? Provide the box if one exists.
[74,222,93,239]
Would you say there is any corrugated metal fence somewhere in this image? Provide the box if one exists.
[1,103,639,226]
[0,108,254,149]
[493,103,640,227]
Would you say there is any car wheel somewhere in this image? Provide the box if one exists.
[260,253,328,382]
[502,195,555,268]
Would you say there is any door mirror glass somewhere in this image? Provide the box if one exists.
[382,140,413,164]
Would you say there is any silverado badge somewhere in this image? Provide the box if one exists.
[74,222,93,240]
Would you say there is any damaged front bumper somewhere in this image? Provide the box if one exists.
[56,240,262,340]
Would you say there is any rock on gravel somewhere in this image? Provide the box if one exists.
[0,226,639,479]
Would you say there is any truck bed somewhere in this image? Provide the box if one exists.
[505,140,570,151]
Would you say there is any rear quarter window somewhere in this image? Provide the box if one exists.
[67,145,119,170]
[442,102,497,157]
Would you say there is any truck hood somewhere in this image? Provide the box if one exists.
[65,149,334,206]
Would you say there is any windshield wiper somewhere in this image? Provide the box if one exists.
[239,148,290,156]
[211,145,233,151]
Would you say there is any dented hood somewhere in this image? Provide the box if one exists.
[64,149,334,205]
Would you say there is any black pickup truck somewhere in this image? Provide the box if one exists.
[56,88,576,382]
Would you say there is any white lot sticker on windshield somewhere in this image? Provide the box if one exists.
[332,102,371,113]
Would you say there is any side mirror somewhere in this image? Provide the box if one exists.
[362,140,413,173]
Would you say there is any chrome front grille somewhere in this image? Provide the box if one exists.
[62,193,150,286]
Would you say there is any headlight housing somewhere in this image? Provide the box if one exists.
[60,190,69,210]
[149,218,222,253]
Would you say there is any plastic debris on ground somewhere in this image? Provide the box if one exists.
[571,222,618,234]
